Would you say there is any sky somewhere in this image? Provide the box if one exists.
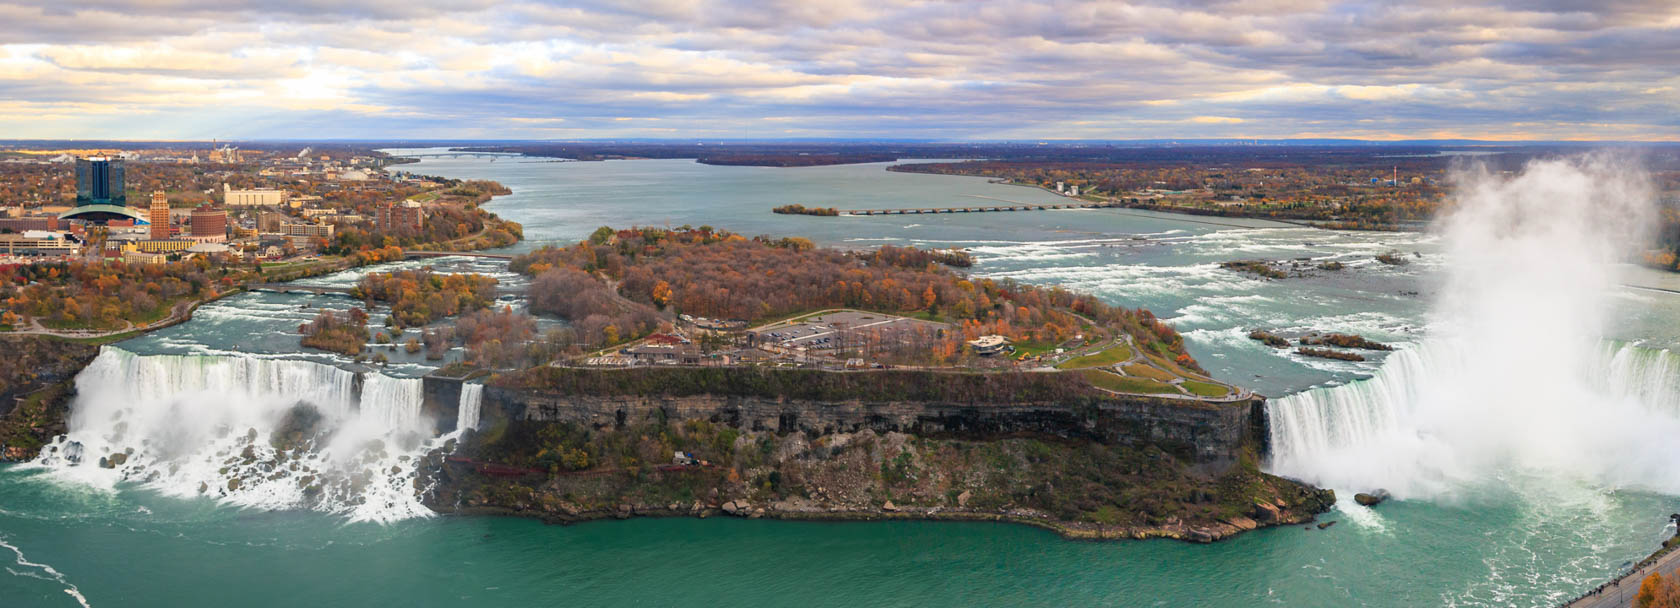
[2,0,1677,141]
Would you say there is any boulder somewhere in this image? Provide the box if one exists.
[1354,490,1390,507]
[108,452,128,467]
[1317,520,1336,530]
[1251,502,1281,523]
[1224,516,1258,531]
[882,500,899,512]
[722,500,747,516]
[956,490,973,508]
[615,503,633,519]
[749,508,765,519]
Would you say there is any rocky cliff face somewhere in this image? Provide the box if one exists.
[0,337,100,460]
[418,369,1330,542]
[482,386,1263,472]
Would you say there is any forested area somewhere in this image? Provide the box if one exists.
[354,269,498,329]
[299,308,369,356]
[0,257,242,330]
[510,226,1199,369]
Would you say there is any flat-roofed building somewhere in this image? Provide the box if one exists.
[149,191,171,240]
[281,223,334,238]
[133,239,193,254]
[223,183,288,207]
[189,206,227,243]
[0,233,79,257]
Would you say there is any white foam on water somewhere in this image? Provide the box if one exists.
[1,535,92,607]
[1267,154,1678,500]
[32,348,453,524]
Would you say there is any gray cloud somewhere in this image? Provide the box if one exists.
[0,0,1676,139]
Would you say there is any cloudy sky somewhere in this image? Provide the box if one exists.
[3,0,1677,141]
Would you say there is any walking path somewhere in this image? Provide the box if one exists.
[8,300,193,339]
[1561,524,1680,608]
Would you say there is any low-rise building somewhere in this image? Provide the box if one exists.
[624,342,701,365]
[132,239,193,254]
[123,251,169,265]
[223,184,288,207]
[280,222,334,239]
[376,201,424,232]
[0,232,79,257]
[967,335,1011,356]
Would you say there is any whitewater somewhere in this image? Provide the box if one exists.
[1267,154,1680,501]
[27,348,484,524]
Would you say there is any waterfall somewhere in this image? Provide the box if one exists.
[1267,154,1675,500]
[1269,341,1680,499]
[456,383,483,432]
[32,347,446,523]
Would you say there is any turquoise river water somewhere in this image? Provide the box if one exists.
[6,151,1680,607]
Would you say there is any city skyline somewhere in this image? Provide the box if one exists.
[2,1,1678,141]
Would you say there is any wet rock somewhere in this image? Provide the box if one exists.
[227,478,242,492]
[1188,529,1215,543]
[1317,520,1336,530]
[1354,490,1389,507]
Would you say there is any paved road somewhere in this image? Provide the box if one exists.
[1563,530,1680,608]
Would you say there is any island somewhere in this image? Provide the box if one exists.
[414,226,1334,542]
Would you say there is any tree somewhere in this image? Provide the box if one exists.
[1639,572,1680,608]
[589,226,615,245]
[652,280,672,307]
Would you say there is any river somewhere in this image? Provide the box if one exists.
[4,150,1680,607]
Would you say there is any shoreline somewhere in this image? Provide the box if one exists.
[435,494,1328,544]
[883,169,1427,232]
[1559,519,1680,607]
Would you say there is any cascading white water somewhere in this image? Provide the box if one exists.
[32,347,444,523]
[456,383,484,432]
[1267,154,1680,500]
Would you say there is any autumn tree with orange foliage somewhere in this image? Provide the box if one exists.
[1640,571,1680,608]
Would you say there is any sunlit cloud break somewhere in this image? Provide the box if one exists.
[2,0,1678,140]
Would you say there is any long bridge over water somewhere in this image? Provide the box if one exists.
[393,152,522,159]
[838,194,1115,216]
[845,202,1112,215]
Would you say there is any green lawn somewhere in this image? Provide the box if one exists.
[1121,362,1177,382]
[1055,343,1134,369]
[1079,369,1178,395]
[1180,380,1231,398]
